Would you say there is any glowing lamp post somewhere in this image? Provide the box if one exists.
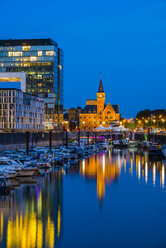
[82,121,85,131]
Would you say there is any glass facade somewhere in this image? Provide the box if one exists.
[56,48,64,113]
[0,39,64,125]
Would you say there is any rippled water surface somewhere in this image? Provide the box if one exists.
[0,148,166,248]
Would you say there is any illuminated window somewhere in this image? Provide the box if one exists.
[38,51,42,56]
[23,57,29,61]
[23,63,30,67]
[30,57,37,61]
[38,83,42,87]
[58,65,62,70]
[46,51,55,56]
[37,75,42,79]
[8,52,22,57]
[22,46,31,51]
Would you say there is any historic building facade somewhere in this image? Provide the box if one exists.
[54,107,81,131]
[79,78,120,130]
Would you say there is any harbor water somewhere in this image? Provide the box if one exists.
[0,148,166,248]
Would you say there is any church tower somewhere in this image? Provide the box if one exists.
[97,75,105,114]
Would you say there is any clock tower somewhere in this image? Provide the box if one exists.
[97,76,105,114]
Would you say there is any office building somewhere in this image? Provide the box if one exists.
[0,88,44,130]
[0,72,44,130]
[0,39,64,128]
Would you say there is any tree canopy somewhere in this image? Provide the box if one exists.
[135,109,166,119]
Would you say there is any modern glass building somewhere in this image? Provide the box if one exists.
[0,39,64,128]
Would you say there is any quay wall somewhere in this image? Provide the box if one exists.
[134,133,166,145]
[0,132,66,151]
[147,134,166,145]
[0,131,166,151]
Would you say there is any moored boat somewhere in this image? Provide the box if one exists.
[161,145,166,157]
[149,146,164,160]
[113,139,129,148]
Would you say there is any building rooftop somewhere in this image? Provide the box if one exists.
[0,38,58,47]
[112,105,119,114]
[82,104,119,114]
[0,72,26,92]
[0,88,44,101]
[83,105,97,113]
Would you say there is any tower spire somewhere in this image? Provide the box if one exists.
[100,72,102,80]
[98,73,104,93]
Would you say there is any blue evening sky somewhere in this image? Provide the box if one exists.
[0,0,166,117]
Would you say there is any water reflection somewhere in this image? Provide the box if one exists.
[161,164,165,189]
[78,149,166,203]
[0,149,165,247]
[0,169,63,248]
[79,150,123,204]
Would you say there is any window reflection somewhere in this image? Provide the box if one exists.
[0,170,63,248]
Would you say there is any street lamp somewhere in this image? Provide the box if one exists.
[82,121,85,131]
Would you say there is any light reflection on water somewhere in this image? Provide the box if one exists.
[0,148,166,248]
[0,171,63,248]
[79,151,121,203]
[79,149,165,204]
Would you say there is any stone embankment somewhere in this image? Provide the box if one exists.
[0,132,67,151]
